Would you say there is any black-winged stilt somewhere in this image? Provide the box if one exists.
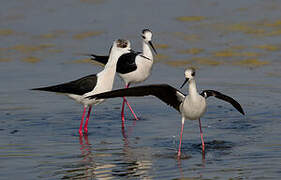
[90,29,157,122]
[86,67,245,158]
[31,39,132,135]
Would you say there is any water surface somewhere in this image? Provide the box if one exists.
[1,0,281,179]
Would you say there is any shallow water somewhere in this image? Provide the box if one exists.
[1,0,281,179]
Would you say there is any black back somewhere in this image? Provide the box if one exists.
[31,74,98,95]
[116,52,141,74]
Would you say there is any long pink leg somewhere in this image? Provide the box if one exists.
[198,118,205,152]
[121,84,129,122]
[79,107,87,135]
[84,106,92,134]
[124,98,139,120]
[121,83,139,120]
[177,117,185,158]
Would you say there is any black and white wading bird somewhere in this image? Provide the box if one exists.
[90,29,157,122]
[87,67,245,157]
[31,39,132,135]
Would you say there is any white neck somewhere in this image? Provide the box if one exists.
[96,50,125,92]
[104,52,119,69]
[188,79,198,98]
[99,64,116,88]
[142,41,153,61]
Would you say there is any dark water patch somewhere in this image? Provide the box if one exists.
[113,106,121,110]
[9,129,19,134]
[153,139,235,160]
[216,120,257,131]
[203,140,234,151]
[55,154,86,161]
[21,118,52,128]
[179,140,234,155]
[124,116,148,121]
[111,161,151,178]
[70,132,94,137]
[154,151,192,160]
[53,166,95,179]
[70,127,116,138]
[61,173,89,180]
[152,138,202,156]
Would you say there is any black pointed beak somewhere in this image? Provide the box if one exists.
[180,78,189,89]
[148,41,157,55]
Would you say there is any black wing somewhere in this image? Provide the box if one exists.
[200,90,245,115]
[90,54,109,65]
[90,51,142,74]
[90,45,112,65]
[87,84,185,112]
[116,52,141,74]
[31,74,97,95]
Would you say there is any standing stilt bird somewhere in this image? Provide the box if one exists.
[31,39,132,135]
[86,67,245,158]
[90,29,157,122]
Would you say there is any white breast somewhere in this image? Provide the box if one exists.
[180,95,206,120]
[119,55,153,85]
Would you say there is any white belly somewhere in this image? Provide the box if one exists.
[67,94,104,107]
[119,57,153,85]
[181,95,206,120]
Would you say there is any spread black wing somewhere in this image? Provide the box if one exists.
[90,54,109,65]
[200,90,245,115]
[87,84,185,112]
[31,74,97,95]
[116,52,141,74]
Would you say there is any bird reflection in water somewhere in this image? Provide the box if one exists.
[176,149,206,178]
[78,134,96,179]
[78,134,117,179]
[75,121,153,179]
[79,134,93,163]
[77,127,208,179]
[116,120,153,179]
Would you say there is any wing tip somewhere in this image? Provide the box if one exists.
[30,87,43,91]
[30,86,57,92]
[234,102,245,115]
[239,107,245,115]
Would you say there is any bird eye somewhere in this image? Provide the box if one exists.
[191,72,195,76]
